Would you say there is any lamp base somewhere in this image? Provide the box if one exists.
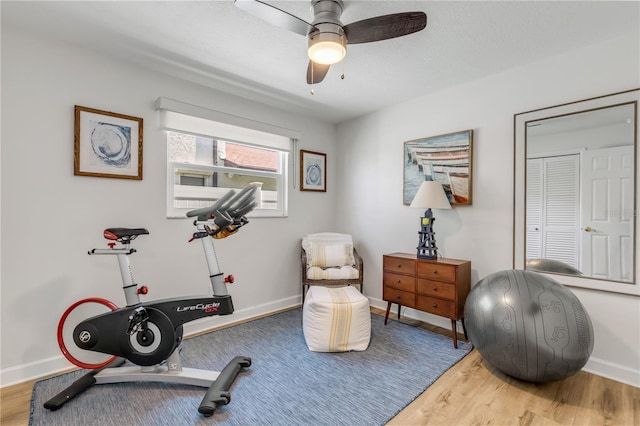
[417,252,437,260]
[416,209,438,260]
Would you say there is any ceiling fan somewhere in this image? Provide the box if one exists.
[234,0,427,85]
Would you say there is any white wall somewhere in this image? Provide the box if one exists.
[3,24,639,389]
[0,26,338,385]
[335,33,640,387]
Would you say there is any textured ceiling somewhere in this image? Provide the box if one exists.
[3,1,639,123]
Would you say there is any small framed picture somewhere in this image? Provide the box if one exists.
[300,149,326,192]
[74,105,143,180]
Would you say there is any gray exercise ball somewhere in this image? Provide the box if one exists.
[464,270,594,383]
[526,258,583,276]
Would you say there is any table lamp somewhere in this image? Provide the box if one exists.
[409,180,452,259]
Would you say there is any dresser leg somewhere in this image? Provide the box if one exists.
[451,319,458,349]
[397,304,401,321]
[461,317,468,340]
[384,302,392,325]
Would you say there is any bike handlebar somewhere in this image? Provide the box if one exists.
[186,183,260,222]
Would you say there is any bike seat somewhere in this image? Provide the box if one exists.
[104,228,149,242]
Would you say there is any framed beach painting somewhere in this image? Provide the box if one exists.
[403,130,473,205]
[300,149,326,192]
[74,105,143,180]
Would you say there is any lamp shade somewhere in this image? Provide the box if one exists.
[410,181,452,209]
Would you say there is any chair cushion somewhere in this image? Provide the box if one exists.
[302,286,371,352]
[302,233,355,268]
[307,265,359,280]
[310,243,354,268]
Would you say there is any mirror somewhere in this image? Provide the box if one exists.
[514,89,640,295]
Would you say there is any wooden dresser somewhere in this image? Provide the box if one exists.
[382,253,471,348]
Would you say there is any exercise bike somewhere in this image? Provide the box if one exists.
[44,183,260,417]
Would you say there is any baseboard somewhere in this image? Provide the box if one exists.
[0,295,301,388]
[583,356,640,388]
[368,297,640,388]
[0,356,76,390]
[368,297,462,334]
[181,295,301,337]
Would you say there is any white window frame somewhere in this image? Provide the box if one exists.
[156,97,298,219]
[175,166,214,187]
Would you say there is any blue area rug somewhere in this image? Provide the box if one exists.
[30,309,471,425]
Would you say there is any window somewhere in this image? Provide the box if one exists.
[167,132,287,217]
[156,97,296,218]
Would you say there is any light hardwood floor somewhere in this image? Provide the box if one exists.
[2,308,638,425]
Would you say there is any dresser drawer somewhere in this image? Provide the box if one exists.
[383,272,415,292]
[417,296,456,318]
[416,262,456,283]
[383,287,416,308]
[383,256,415,275]
[417,279,456,300]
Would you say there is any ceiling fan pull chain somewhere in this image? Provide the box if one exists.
[341,59,345,80]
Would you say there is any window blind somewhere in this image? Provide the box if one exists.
[155,97,298,152]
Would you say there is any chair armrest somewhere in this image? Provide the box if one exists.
[301,247,308,275]
[353,247,363,277]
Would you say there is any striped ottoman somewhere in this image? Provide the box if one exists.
[302,286,371,352]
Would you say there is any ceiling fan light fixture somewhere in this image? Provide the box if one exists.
[308,40,345,64]
[308,31,346,65]
[233,0,428,85]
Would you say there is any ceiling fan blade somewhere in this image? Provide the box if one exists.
[306,61,330,84]
[344,12,427,45]
[234,0,315,37]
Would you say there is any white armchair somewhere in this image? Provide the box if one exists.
[301,233,363,302]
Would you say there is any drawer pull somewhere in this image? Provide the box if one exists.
[432,304,438,308]
[397,280,401,283]
[397,264,402,268]
[433,270,438,274]
[433,287,438,291]
[396,295,401,299]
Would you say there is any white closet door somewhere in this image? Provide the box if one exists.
[581,145,634,281]
[526,158,543,259]
[542,155,580,268]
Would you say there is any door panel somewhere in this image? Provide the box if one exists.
[581,145,634,281]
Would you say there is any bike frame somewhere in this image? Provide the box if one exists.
[89,220,230,306]
[89,246,140,305]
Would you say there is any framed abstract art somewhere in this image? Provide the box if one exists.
[74,105,143,180]
[300,149,326,192]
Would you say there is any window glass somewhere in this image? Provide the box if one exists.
[167,131,288,218]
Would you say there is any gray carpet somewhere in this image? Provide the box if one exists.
[30,309,471,425]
